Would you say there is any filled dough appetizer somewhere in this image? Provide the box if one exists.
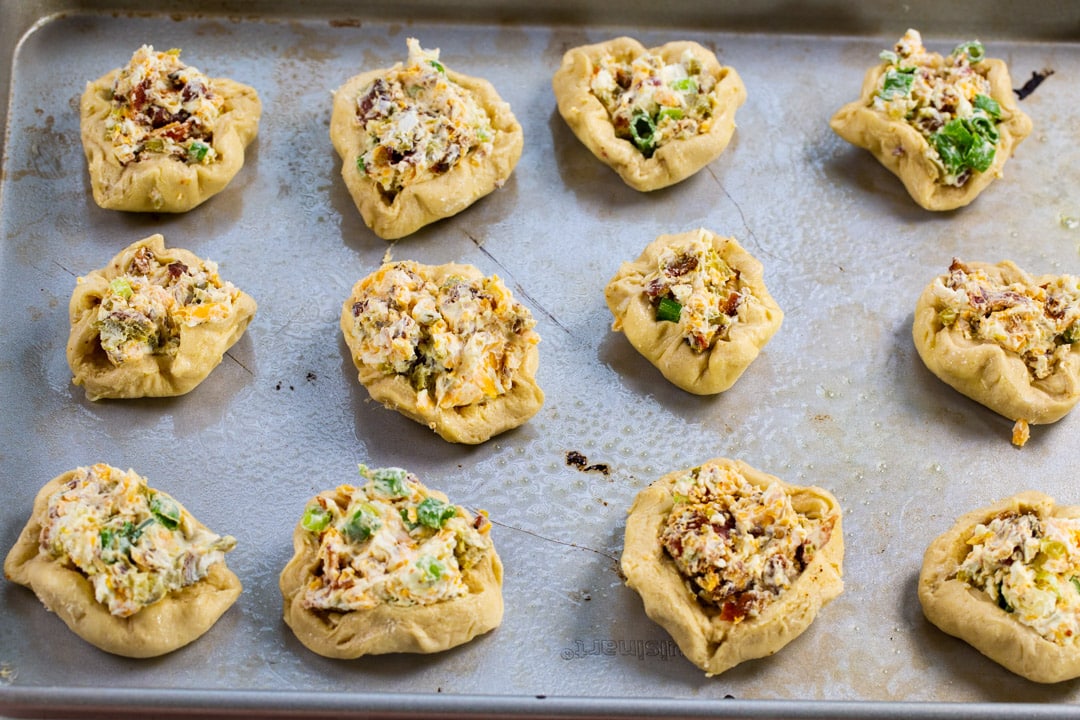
[621,457,843,676]
[920,491,1080,683]
[279,465,503,658]
[80,44,261,212]
[830,29,1031,211]
[912,258,1080,446]
[552,37,746,191]
[341,260,543,444]
[330,38,523,239]
[3,464,240,657]
[67,234,258,400]
[604,228,783,394]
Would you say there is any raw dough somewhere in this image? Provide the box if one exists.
[621,457,844,676]
[80,45,261,213]
[919,491,1080,683]
[67,234,258,400]
[604,228,783,394]
[552,37,746,191]
[341,260,543,444]
[3,465,241,658]
[330,38,523,239]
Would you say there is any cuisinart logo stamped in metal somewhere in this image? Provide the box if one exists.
[560,638,682,661]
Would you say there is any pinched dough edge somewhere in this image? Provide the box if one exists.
[80,71,261,213]
[919,491,1080,683]
[3,469,241,658]
[604,228,783,395]
[340,262,544,444]
[829,56,1031,211]
[66,234,258,401]
[330,62,523,240]
[552,37,746,192]
[279,485,503,658]
[621,457,844,676]
[912,260,1080,425]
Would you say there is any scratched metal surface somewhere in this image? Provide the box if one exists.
[1,3,1080,718]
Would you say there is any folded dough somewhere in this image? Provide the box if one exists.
[604,228,782,394]
[330,38,523,239]
[80,45,261,212]
[830,29,1031,211]
[279,465,503,658]
[3,464,240,658]
[919,491,1080,683]
[553,37,746,191]
[621,457,844,676]
[67,234,257,400]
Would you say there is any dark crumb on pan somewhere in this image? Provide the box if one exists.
[565,450,611,475]
[306,371,317,382]
[1015,69,1054,100]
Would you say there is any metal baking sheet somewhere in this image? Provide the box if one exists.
[2,2,1080,717]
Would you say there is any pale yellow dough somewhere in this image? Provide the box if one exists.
[912,261,1080,428]
[919,491,1080,683]
[329,51,523,240]
[829,52,1031,211]
[604,228,783,394]
[279,485,503,658]
[66,234,258,400]
[3,470,241,658]
[621,457,844,676]
[80,70,260,213]
[552,37,746,191]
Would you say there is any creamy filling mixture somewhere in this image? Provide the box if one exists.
[93,245,242,366]
[660,462,833,622]
[38,463,235,617]
[348,261,538,410]
[353,38,496,198]
[642,230,759,352]
[872,29,1002,187]
[933,258,1080,380]
[957,510,1080,645]
[590,47,719,158]
[300,465,493,611]
[106,45,222,166]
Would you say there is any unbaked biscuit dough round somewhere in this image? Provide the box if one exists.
[66,234,258,401]
[829,31,1031,211]
[621,457,844,676]
[552,37,746,191]
[341,260,543,444]
[279,469,503,658]
[330,39,523,240]
[604,228,782,395]
[80,48,261,213]
[3,467,241,658]
[919,491,1080,683]
[912,260,1080,434]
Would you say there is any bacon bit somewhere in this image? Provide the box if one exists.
[167,261,189,279]
[129,247,154,275]
[665,255,698,278]
[1011,419,1030,447]
[720,291,742,316]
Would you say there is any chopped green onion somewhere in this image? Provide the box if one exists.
[301,505,332,533]
[938,307,958,326]
[974,93,1001,119]
[656,296,683,323]
[416,556,444,582]
[670,77,698,93]
[658,107,684,123]
[1062,322,1080,344]
[429,59,445,73]
[187,140,210,163]
[109,278,134,300]
[879,67,915,99]
[629,110,657,157]
[149,494,181,530]
[343,503,381,542]
[357,155,367,173]
[879,50,899,64]
[370,467,408,497]
[417,496,457,529]
[144,137,166,153]
[996,582,1014,613]
[952,41,985,63]
[1071,577,1080,595]
[931,116,998,176]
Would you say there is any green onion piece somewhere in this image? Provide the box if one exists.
[879,68,915,99]
[932,117,998,176]
[938,307,958,326]
[1062,322,1080,344]
[429,59,445,73]
[656,296,683,323]
[187,140,210,163]
[417,556,444,581]
[879,49,899,64]
[417,496,457,529]
[149,494,181,530]
[356,155,367,173]
[658,107,684,123]
[1071,577,1080,595]
[109,278,134,300]
[996,582,1014,613]
[952,40,985,63]
[371,467,408,497]
[670,77,698,93]
[343,503,381,542]
[301,505,332,533]
[629,110,657,157]
[144,137,166,153]
[974,93,1002,119]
